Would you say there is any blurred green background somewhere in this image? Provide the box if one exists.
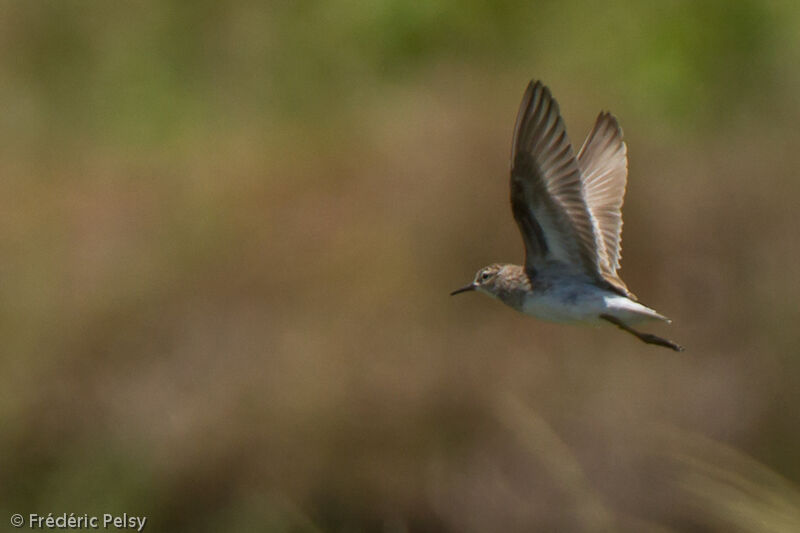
[2,1,800,531]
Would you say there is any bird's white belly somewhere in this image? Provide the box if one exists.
[519,287,664,326]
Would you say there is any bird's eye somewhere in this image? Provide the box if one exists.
[480,271,492,281]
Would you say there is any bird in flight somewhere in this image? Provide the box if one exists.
[451,81,683,351]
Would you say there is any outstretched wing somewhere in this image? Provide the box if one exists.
[577,111,631,296]
[510,81,602,277]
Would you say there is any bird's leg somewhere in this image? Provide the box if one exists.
[600,314,685,352]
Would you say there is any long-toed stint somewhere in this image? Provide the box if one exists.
[451,80,683,351]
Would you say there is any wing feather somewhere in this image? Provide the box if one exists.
[577,112,631,295]
[510,81,602,278]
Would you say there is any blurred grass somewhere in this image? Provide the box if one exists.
[1,1,800,531]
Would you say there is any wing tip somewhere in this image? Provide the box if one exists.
[512,80,555,165]
[596,110,622,134]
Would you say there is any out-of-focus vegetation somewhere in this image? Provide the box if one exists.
[2,1,800,531]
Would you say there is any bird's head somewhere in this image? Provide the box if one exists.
[450,264,506,297]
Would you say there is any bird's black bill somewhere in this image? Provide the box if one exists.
[450,284,476,296]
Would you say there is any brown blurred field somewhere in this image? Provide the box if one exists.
[2,1,800,531]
